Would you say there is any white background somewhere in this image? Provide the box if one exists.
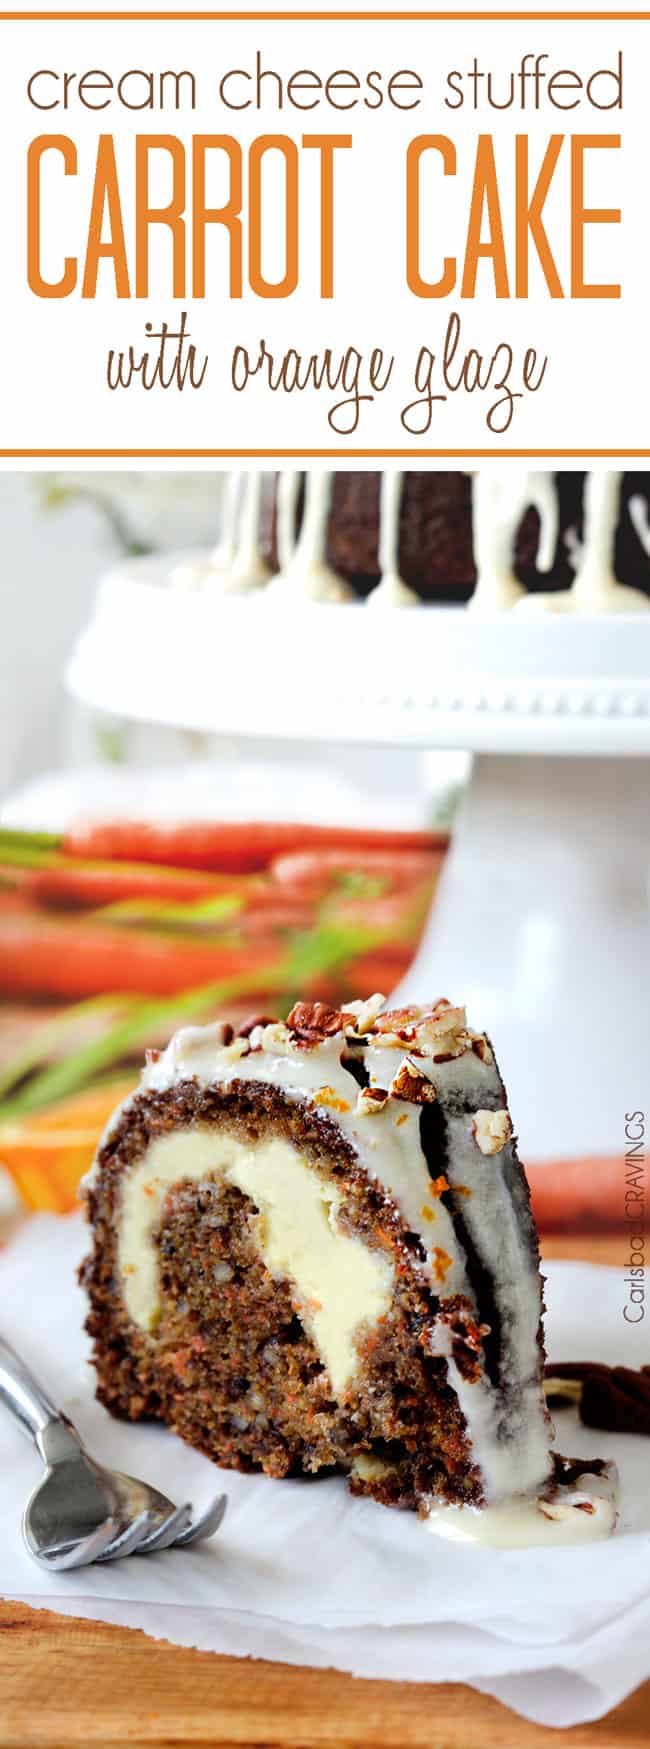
[0,4,647,457]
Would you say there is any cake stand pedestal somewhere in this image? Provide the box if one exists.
[66,581,650,1159]
[397,752,650,1159]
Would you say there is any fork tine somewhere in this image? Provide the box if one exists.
[32,1515,120,1572]
[173,1493,228,1547]
[94,1508,161,1563]
[135,1502,193,1554]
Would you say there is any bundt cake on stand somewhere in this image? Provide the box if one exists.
[66,469,650,1162]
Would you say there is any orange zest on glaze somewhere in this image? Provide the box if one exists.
[395,1112,409,1127]
[431,1247,453,1284]
[429,1174,449,1198]
[420,1204,436,1224]
[314,1085,351,1113]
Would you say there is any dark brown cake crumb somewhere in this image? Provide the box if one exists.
[81,1079,483,1509]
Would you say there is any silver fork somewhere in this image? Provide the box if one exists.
[0,1336,227,1570]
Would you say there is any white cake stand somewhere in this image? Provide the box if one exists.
[67,563,650,1158]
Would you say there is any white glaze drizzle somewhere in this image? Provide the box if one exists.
[167,468,648,616]
[275,470,302,570]
[426,1462,618,1547]
[212,469,242,571]
[628,492,650,558]
[516,472,650,616]
[218,471,272,593]
[469,471,559,613]
[167,470,270,595]
[362,1037,550,1502]
[563,524,583,571]
[573,471,622,603]
[369,473,419,607]
[268,471,353,602]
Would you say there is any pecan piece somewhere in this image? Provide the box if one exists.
[356,1084,389,1116]
[389,1058,438,1103]
[287,1000,349,1041]
[472,1109,511,1155]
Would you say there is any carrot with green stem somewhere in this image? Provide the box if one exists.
[0,919,385,1121]
[0,831,250,910]
[87,891,312,935]
[0,977,283,1122]
[270,847,445,897]
[63,819,447,873]
[0,995,130,1105]
[0,914,285,1000]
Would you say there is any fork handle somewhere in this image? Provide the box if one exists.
[0,1336,81,1463]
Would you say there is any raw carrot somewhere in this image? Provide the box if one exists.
[0,1077,137,1214]
[0,891,38,917]
[92,892,314,936]
[0,916,283,1001]
[4,919,387,1117]
[224,901,315,938]
[0,850,245,911]
[326,886,435,939]
[0,981,285,1119]
[270,848,445,896]
[63,819,447,874]
[526,1156,631,1233]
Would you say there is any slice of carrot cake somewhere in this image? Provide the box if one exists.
[81,995,569,1522]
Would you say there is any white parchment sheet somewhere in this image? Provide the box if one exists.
[0,1214,648,1729]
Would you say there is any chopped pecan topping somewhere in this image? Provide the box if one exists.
[237,1014,276,1038]
[375,1000,469,1058]
[545,1361,650,1436]
[356,1084,389,1116]
[417,1006,467,1047]
[249,1021,291,1054]
[377,999,453,1035]
[236,996,476,1059]
[389,1058,438,1103]
[472,1109,512,1155]
[375,1003,429,1037]
[287,1000,350,1042]
[343,992,386,1034]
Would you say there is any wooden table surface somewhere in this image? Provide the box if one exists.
[1,1229,647,1749]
